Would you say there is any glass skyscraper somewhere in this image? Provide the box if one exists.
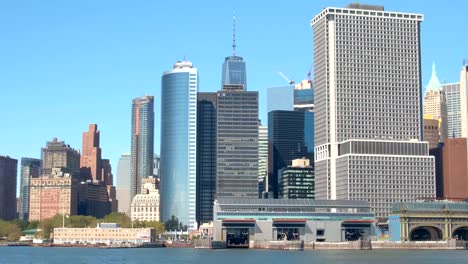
[442,83,461,138]
[116,154,131,215]
[268,110,314,198]
[160,61,198,231]
[19,157,40,220]
[221,56,247,90]
[196,92,217,225]
[130,96,154,199]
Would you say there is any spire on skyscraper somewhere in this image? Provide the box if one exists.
[426,61,442,92]
[232,14,236,56]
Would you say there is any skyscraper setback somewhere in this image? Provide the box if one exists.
[311,4,435,218]
[80,124,102,182]
[160,61,198,230]
[130,96,154,199]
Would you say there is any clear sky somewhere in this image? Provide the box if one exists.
[1,0,466,189]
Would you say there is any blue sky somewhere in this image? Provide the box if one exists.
[1,0,466,188]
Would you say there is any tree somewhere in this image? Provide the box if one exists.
[0,220,22,241]
[100,212,131,227]
[37,214,63,239]
[134,220,165,234]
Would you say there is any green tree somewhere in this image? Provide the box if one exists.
[37,214,63,239]
[100,212,131,227]
[0,220,22,241]
[133,220,165,234]
[68,215,97,228]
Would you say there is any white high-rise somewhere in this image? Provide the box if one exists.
[160,61,198,231]
[459,64,468,137]
[442,83,461,138]
[311,4,435,218]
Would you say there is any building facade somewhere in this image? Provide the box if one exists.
[53,223,155,245]
[216,88,259,198]
[19,158,41,220]
[41,138,80,174]
[442,138,468,199]
[268,110,314,197]
[423,63,448,141]
[258,125,268,196]
[460,64,468,137]
[423,118,440,150]
[294,80,314,112]
[131,178,160,222]
[213,198,375,245]
[130,96,154,199]
[80,124,102,182]
[196,92,217,225]
[160,61,198,230]
[311,4,435,218]
[116,154,131,215]
[29,168,79,221]
[442,83,461,138]
[266,85,294,112]
[279,158,314,199]
[0,156,18,220]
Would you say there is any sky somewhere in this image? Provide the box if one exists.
[1,0,467,190]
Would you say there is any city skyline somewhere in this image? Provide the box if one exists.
[1,0,467,187]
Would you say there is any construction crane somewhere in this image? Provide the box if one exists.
[277,71,295,85]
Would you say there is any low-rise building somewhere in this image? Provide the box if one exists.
[213,198,375,247]
[389,200,468,241]
[53,223,155,245]
[131,178,160,222]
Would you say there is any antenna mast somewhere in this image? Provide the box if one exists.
[232,14,236,56]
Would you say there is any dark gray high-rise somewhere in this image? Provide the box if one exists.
[196,92,217,224]
[216,87,259,198]
[0,156,17,220]
[19,158,41,220]
[130,96,154,199]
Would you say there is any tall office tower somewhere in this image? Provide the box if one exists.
[294,80,314,112]
[424,63,448,141]
[101,159,112,185]
[266,85,294,112]
[442,83,461,138]
[160,61,198,230]
[216,88,259,198]
[459,63,468,137]
[0,156,18,220]
[130,96,154,199]
[80,124,102,181]
[311,4,435,218]
[19,158,41,220]
[258,124,268,196]
[196,92,217,225]
[116,154,131,215]
[41,138,80,175]
[221,16,247,90]
[268,110,314,197]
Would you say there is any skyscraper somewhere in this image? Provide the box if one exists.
[216,88,259,198]
[116,154,131,215]
[459,63,468,137]
[266,85,294,112]
[311,4,435,218]
[130,96,154,199]
[221,16,247,90]
[268,110,314,197]
[0,156,17,220]
[41,138,80,175]
[294,80,314,112]
[423,63,448,142]
[160,61,198,230]
[442,83,461,138]
[258,124,268,196]
[80,124,102,182]
[19,158,41,220]
[196,92,217,225]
